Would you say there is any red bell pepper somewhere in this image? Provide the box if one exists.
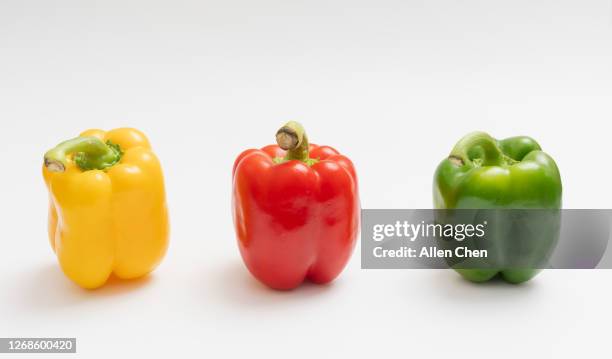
[232,121,359,290]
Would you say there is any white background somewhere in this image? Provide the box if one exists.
[1,1,612,358]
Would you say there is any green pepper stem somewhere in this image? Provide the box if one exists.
[44,136,122,172]
[449,131,503,166]
[276,121,310,162]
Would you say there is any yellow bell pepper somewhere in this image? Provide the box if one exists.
[42,128,169,289]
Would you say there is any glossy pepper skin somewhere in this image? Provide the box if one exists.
[232,121,359,290]
[434,132,562,284]
[43,128,169,289]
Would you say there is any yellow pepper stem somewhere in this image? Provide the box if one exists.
[44,136,122,172]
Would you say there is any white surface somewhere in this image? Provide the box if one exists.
[1,0,612,358]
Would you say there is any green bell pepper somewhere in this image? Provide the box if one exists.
[433,131,563,283]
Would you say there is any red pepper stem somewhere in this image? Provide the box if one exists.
[276,121,310,163]
[44,136,122,172]
[449,131,503,166]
